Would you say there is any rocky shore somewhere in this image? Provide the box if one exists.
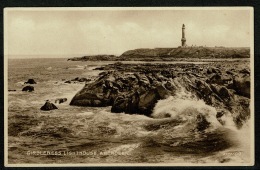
[70,61,250,128]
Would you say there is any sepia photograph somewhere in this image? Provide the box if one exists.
[4,7,254,166]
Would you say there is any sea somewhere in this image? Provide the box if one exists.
[7,58,252,165]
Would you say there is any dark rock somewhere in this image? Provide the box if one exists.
[207,67,220,74]
[218,86,232,101]
[111,91,140,114]
[94,67,105,70]
[55,98,67,104]
[210,84,232,101]
[69,62,250,128]
[8,89,16,92]
[226,70,235,75]
[161,70,174,78]
[196,80,212,97]
[78,78,91,82]
[138,89,159,115]
[134,73,150,87]
[216,111,225,118]
[65,80,71,84]
[40,101,58,111]
[196,114,210,131]
[99,72,108,76]
[156,85,170,98]
[164,81,176,91]
[233,75,250,98]
[71,77,90,82]
[239,68,250,75]
[70,92,107,107]
[71,77,79,81]
[207,74,232,85]
[22,86,34,92]
[111,95,128,113]
[129,91,140,113]
[24,79,37,84]
[196,80,214,104]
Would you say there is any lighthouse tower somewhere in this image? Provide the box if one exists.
[181,24,186,47]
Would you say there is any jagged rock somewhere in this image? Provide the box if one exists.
[195,80,214,105]
[72,77,80,81]
[207,67,220,74]
[210,84,232,101]
[70,92,107,107]
[218,86,232,101]
[71,77,91,82]
[196,80,212,97]
[22,86,34,92]
[24,79,37,84]
[233,75,250,98]
[134,73,150,87]
[40,101,58,111]
[239,68,250,75]
[64,80,71,84]
[226,70,235,75]
[111,95,129,113]
[70,62,251,127]
[164,81,176,91]
[207,74,232,85]
[216,111,225,118]
[138,89,159,115]
[161,70,174,78]
[156,85,170,98]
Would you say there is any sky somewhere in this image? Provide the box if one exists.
[5,8,252,58]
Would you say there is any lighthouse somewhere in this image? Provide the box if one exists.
[181,24,186,47]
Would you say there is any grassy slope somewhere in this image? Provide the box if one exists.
[68,47,250,61]
[119,47,250,61]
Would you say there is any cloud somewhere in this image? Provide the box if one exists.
[5,9,251,57]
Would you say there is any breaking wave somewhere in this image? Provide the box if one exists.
[143,89,251,161]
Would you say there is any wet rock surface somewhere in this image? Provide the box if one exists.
[22,86,34,92]
[24,79,37,84]
[40,101,58,111]
[70,61,250,127]
[64,77,91,84]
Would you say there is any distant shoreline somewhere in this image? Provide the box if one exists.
[8,58,250,62]
[68,47,250,62]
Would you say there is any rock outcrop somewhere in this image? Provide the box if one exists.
[24,79,37,84]
[70,62,251,128]
[68,55,117,61]
[119,47,250,61]
[68,47,249,62]
[233,75,250,98]
[64,77,91,84]
[71,77,91,82]
[22,86,34,92]
[40,101,58,111]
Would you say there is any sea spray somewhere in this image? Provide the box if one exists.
[153,95,221,128]
[148,93,251,157]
